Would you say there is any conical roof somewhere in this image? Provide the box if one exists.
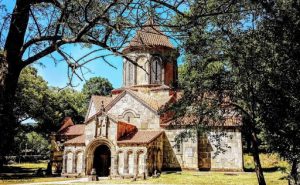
[123,18,175,53]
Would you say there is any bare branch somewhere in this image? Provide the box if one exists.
[29,8,42,37]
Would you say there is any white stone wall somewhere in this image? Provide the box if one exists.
[164,128,243,171]
[85,120,97,144]
[86,102,97,120]
[208,129,243,170]
[108,93,160,129]
[164,129,198,170]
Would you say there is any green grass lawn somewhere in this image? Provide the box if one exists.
[73,171,287,185]
[0,177,74,184]
[0,161,74,184]
[7,162,48,170]
[0,154,289,185]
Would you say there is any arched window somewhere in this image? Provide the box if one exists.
[123,112,134,123]
[151,56,162,84]
[125,60,135,86]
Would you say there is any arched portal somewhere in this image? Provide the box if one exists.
[85,138,116,176]
[93,145,111,177]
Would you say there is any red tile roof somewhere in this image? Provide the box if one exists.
[58,124,85,136]
[161,114,242,128]
[117,121,138,140]
[123,19,174,53]
[58,117,74,133]
[64,135,85,145]
[117,130,163,144]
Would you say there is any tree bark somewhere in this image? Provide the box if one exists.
[0,56,22,166]
[250,129,266,185]
[289,158,298,185]
[0,0,31,167]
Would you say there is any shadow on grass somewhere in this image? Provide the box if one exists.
[0,165,59,180]
[244,167,287,172]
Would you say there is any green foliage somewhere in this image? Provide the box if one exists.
[15,67,48,123]
[175,0,300,183]
[15,66,86,136]
[244,153,290,172]
[82,77,113,99]
[25,131,49,155]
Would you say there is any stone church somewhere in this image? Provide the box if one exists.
[51,19,243,178]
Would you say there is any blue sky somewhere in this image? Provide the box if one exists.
[2,0,126,90]
[35,45,124,90]
[3,0,182,91]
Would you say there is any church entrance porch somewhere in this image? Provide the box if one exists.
[93,145,111,177]
[85,138,117,176]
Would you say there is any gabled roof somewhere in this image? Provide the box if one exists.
[58,117,74,133]
[161,114,242,128]
[117,130,163,144]
[64,135,85,145]
[58,124,85,136]
[123,18,175,53]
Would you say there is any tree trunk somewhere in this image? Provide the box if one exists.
[250,130,266,185]
[0,56,22,168]
[0,0,30,168]
[289,159,298,185]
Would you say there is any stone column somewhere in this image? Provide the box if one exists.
[82,154,86,175]
[111,155,118,177]
[94,117,99,138]
[62,154,67,173]
[134,152,138,177]
[72,153,76,173]
[148,60,151,84]
[105,116,108,138]
[86,154,92,175]
[123,152,129,174]
[162,65,165,84]
[153,150,157,171]
[144,154,148,178]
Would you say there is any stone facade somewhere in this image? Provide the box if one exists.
[51,19,243,178]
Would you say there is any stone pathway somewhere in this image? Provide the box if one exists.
[14,178,88,185]
[13,178,175,185]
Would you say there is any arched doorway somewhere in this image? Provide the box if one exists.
[93,145,111,177]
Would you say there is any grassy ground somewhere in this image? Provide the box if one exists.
[0,177,74,184]
[0,154,289,185]
[75,171,287,185]
[0,161,74,184]
[7,162,48,170]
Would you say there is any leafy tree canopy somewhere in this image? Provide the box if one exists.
[82,77,113,99]
[15,66,87,136]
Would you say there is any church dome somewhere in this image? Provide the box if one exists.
[122,18,175,54]
[122,18,178,88]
